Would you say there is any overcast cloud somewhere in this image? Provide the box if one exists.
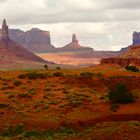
[0,0,140,50]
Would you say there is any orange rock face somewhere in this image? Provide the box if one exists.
[101,58,140,66]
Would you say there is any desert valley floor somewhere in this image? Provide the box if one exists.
[0,65,140,139]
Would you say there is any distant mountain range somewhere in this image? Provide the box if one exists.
[1,19,139,66]
[0,28,123,58]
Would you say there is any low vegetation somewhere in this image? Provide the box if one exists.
[125,65,139,72]
[108,83,135,104]
[13,80,21,86]
[79,72,93,78]
[18,72,48,79]
[0,67,140,139]
[53,72,64,77]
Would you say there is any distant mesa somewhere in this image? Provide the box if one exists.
[133,31,140,45]
[0,24,121,59]
[0,19,53,68]
[0,27,55,53]
[101,31,140,66]
[120,31,140,52]
[0,20,125,65]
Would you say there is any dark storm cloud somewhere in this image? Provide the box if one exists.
[0,0,139,50]
[0,0,140,24]
[40,0,140,23]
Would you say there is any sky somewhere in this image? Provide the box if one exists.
[0,0,140,51]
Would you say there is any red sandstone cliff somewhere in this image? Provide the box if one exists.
[101,45,140,66]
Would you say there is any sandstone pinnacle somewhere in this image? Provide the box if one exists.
[133,31,140,45]
[72,34,78,44]
[1,19,9,42]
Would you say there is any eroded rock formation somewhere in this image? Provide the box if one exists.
[133,32,140,45]
[101,58,140,66]
[72,34,78,44]
[101,31,140,66]
[1,19,9,42]
[0,27,55,53]
[57,34,94,56]
[0,19,51,65]
[66,33,80,48]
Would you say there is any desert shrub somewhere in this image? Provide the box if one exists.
[108,83,135,104]
[43,95,48,99]
[24,130,54,138]
[18,93,31,98]
[53,72,64,77]
[56,66,61,70]
[2,124,24,137]
[100,95,106,100]
[27,72,38,79]
[24,128,74,138]
[63,90,69,94]
[0,103,9,108]
[27,72,47,79]
[125,65,139,72]
[44,64,48,70]
[18,74,26,79]
[49,100,59,105]
[18,72,47,79]
[59,104,65,108]
[24,131,42,138]
[13,80,21,86]
[66,94,83,107]
[44,87,52,91]
[8,95,15,99]
[21,85,27,89]
[79,72,93,78]
[110,103,119,112]
[44,104,49,110]
[50,83,55,87]
[4,91,14,94]
[59,127,75,135]
[28,88,36,95]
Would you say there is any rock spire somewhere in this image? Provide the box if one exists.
[1,19,9,42]
[72,34,78,44]
[133,31,140,45]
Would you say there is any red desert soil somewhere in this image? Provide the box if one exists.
[0,65,140,139]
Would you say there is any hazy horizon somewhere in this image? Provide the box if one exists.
[0,0,139,50]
